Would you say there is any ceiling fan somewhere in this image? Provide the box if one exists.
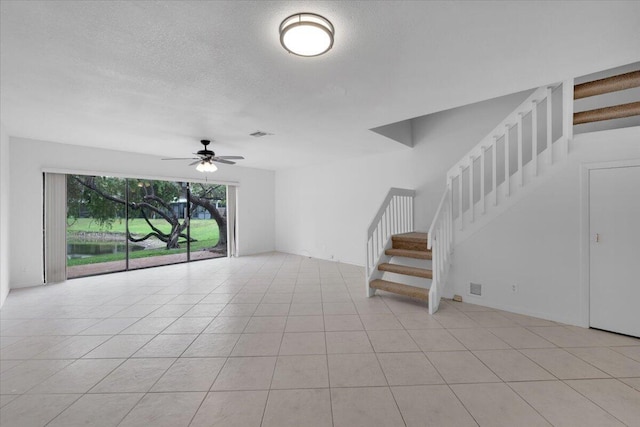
[162,139,244,172]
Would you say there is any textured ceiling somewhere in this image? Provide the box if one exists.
[1,1,639,170]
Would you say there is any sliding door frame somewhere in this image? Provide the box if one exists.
[43,168,239,280]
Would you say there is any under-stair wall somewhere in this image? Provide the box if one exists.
[447,127,640,326]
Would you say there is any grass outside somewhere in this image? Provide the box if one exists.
[67,218,222,266]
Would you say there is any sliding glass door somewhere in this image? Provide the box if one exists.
[66,175,127,278]
[64,174,229,279]
[189,183,228,261]
[127,179,189,270]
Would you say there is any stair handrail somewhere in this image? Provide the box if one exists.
[365,187,415,293]
[427,187,452,314]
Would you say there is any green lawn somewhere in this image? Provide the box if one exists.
[67,218,222,266]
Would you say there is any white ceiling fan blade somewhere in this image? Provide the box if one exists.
[212,158,235,165]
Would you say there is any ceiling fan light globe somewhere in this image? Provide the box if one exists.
[196,160,217,173]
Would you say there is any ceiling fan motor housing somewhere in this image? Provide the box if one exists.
[197,140,214,157]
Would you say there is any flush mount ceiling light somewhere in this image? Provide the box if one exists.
[279,13,334,57]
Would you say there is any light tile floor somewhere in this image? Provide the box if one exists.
[1,252,639,426]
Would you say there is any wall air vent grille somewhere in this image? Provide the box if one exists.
[470,282,482,296]
[250,131,271,137]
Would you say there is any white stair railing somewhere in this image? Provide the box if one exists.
[427,187,452,314]
[447,79,574,237]
[365,187,415,296]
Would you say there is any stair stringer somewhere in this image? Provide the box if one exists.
[367,236,392,297]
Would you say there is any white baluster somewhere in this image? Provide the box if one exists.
[394,198,398,233]
[382,212,387,246]
[380,210,389,246]
[517,113,523,187]
[398,197,402,234]
[532,100,538,177]
[444,202,449,256]
[386,205,390,237]
[446,182,452,254]
[439,228,442,274]
[436,229,441,276]
[388,199,392,237]
[405,196,409,232]
[458,167,464,230]
[562,79,574,154]
[469,158,474,223]
[492,137,498,206]
[504,125,510,197]
[547,86,553,165]
[405,199,411,232]
[409,197,413,230]
[448,197,452,253]
[394,197,399,234]
[480,147,486,214]
[402,197,406,232]
[403,196,407,233]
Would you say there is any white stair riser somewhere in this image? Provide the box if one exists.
[386,256,432,269]
[380,271,431,290]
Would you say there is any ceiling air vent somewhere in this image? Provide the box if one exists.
[469,282,482,296]
[250,131,271,138]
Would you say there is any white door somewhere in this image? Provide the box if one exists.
[590,166,640,337]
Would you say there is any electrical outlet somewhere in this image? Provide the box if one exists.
[511,284,519,293]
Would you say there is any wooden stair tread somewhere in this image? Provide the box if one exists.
[370,279,429,301]
[391,232,428,251]
[385,248,432,260]
[392,232,428,243]
[378,263,433,279]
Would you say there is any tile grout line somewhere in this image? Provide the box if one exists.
[320,272,335,427]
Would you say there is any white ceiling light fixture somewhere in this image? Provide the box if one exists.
[196,160,218,173]
[279,13,334,57]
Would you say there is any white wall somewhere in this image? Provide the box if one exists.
[9,137,275,288]
[275,91,531,265]
[448,126,640,326]
[0,124,10,306]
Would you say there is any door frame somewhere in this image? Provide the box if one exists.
[579,158,640,328]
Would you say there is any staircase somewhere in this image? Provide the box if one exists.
[365,67,639,315]
[448,69,640,239]
[370,232,432,302]
[365,187,452,314]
